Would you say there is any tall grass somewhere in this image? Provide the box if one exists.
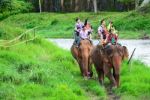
[115,61,150,99]
[0,38,106,100]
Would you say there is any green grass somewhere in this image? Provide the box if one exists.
[115,61,150,99]
[0,38,106,100]
[0,12,150,39]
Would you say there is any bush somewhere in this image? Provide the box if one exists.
[0,0,32,20]
[0,0,12,12]
[138,3,150,13]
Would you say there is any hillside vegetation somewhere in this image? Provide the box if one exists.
[0,12,150,39]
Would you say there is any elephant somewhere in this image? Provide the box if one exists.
[71,39,93,78]
[90,44,129,87]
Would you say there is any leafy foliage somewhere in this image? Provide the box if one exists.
[118,0,135,4]
[0,0,32,20]
[138,2,150,13]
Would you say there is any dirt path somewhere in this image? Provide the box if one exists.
[86,91,102,100]
[85,87,120,100]
[82,77,120,100]
[106,86,120,100]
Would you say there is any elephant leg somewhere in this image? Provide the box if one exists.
[83,66,88,77]
[88,58,93,78]
[99,69,104,86]
[113,66,120,87]
[106,71,116,87]
[104,64,116,87]
[82,57,89,78]
[95,66,104,86]
[78,59,83,76]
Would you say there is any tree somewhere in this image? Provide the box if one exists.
[118,0,135,11]
[61,0,64,11]
[93,0,97,13]
[75,0,79,11]
[135,0,140,9]
[39,0,42,13]
[0,0,12,12]
[140,0,150,7]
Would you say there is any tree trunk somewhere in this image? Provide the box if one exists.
[93,0,97,13]
[70,0,73,11]
[135,0,139,9]
[87,0,90,11]
[114,0,116,10]
[61,0,64,11]
[140,0,150,7]
[75,0,79,11]
[44,0,49,11]
[39,0,42,13]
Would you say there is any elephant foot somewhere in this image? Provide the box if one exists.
[83,77,88,80]
[99,80,104,86]
[112,86,117,90]
[111,82,117,89]
[88,72,93,78]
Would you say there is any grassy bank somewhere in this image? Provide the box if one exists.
[116,61,150,100]
[0,37,150,99]
[0,12,150,39]
[0,38,106,100]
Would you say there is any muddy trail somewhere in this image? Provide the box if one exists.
[106,86,120,100]
[82,77,120,100]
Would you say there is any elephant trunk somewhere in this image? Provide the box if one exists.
[82,53,89,77]
[112,54,122,87]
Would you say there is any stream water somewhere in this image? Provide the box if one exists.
[49,39,150,66]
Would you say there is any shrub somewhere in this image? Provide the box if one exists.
[138,2,150,13]
[0,0,32,20]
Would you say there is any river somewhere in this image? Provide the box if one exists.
[49,39,150,66]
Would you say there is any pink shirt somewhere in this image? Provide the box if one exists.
[79,30,89,39]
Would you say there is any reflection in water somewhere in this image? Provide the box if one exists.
[48,39,150,66]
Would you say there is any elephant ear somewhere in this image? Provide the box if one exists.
[117,46,124,57]
[122,46,129,59]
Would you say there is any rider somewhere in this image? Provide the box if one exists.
[98,19,109,45]
[80,25,90,39]
[84,19,93,40]
[107,21,118,36]
[107,29,118,45]
[76,25,91,47]
[107,21,118,45]
[74,18,84,45]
